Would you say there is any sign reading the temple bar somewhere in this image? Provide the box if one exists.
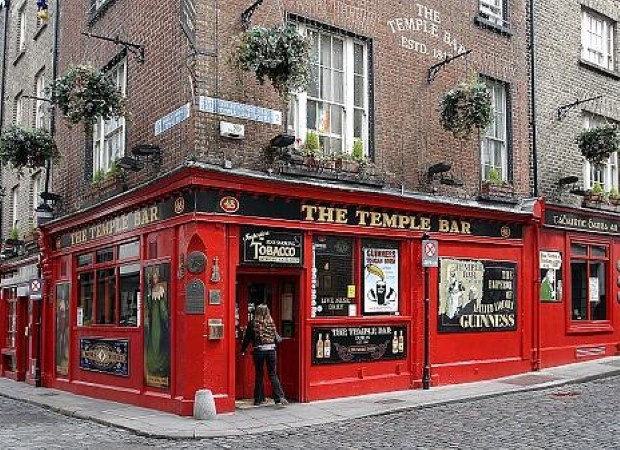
[312,326,406,365]
[545,208,620,235]
[241,227,303,266]
[80,338,129,376]
[438,259,517,332]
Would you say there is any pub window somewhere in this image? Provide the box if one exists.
[570,242,608,321]
[313,235,355,317]
[76,241,140,327]
[6,299,17,349]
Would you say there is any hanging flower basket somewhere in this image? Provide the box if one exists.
[439,78,494,139]
[576,124,620,165]
[49,65,128,128]
[0,126,59,171]
[230,25,311,98]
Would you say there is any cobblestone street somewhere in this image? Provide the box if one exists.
[1,375,619,449]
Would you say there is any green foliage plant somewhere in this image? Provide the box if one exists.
[352,138,365,162]
[0,126,59,172]
[49,65,128,129]
[486,167,502,185]
[8,227,20,241]
[231,25,311,98]
[91,169,105,187]
[106,161,122,180]
[304,130,321,156]
[577,124,620,165]
[439,77,494,139]
[592,182,604,194]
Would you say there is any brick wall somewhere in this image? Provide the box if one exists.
[53,0,532,215]
[0,0,53,239]
[534,0,620,206]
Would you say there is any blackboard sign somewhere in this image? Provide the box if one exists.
[315,296,354,316]
[438,259,517,332]
[312,325,406,365]
[241,227,303,266]
[80,338,129,376]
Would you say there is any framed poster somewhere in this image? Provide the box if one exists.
[55,283,70,377]
[540,251,562,302]
[439,258,517,332]
[80,338,129,376]
[362,242,399,315]
[144,263,171,389]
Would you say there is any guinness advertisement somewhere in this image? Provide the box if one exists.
[545,208,620,235]
[80,338,129,376]
[241,227,303,266]
[312,325,406,365]
[438,259,517,333]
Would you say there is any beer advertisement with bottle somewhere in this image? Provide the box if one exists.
[363,247,399,314]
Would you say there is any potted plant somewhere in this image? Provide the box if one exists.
[585,182,605,203]
[6,227,22,245]
[608,187,620,206]
[91,169,105,188]
[481,168,514,198]
[0,126,59,172]
[230,25,311,98]
[439,77,494,139]
[49,65,128,130]
[577,124,620,165]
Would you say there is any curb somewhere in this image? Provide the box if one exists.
[1,368,620,440]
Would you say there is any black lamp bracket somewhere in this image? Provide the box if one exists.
[22,95,52,103]
[81,32,145,63]
[557,95,603,121]
[427,50,472,84]
[242,0,265,30]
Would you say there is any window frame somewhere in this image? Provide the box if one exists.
[34,69,48,130]
[582,114,618,192]
[92,58,127,175]
[288,21,371,158]
[11,185,19,230]
[75,240,141,328]
[581,8,615,72]
[13,91,24,125]
[16,3,26,56]
[31,171,43,216]
[567,239,613,333]
[481,77,510,183]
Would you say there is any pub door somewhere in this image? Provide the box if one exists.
[235,276,300,403]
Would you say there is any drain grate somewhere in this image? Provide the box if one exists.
[374,398,406,405]
[37,392,59,397]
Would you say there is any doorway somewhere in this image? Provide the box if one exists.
[235,275,300,403]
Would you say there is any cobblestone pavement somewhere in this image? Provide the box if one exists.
[2,376,620,449]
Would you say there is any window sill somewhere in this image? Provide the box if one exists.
[567,321,614,334]
[579,59,620,80]
[33,23,48,41]
[474,16,513,37]
[88,0,119,26]
[13,50,25,66]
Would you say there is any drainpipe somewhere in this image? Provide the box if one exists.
[529,0,538,198]
[44,0,60,198]
[0,0,9,135]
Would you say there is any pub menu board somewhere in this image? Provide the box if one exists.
[438,259,517,332]
[312,235,355,317]
[312,326,406,365]
[241,227,303,266]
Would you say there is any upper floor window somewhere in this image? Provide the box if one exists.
[13,92,24,125]
[34,70,48,130]
[583,114,618,191]
[481,78,509,182]
[16,3,26,55]
[581,9,615,71]
[93,58,126,174]
[479,0,505,27]
[288,24,369,158]
[11,185,19,230]
[31,171,43,215]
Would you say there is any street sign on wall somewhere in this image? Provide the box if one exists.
[422,240,439,267]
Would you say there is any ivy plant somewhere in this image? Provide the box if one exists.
[49,65,127,129]
[439,78,494,139]
[231,25,311,98]
[0,126,59,172]
[577,124,620,165]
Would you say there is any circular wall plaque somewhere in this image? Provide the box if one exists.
[186,251,207,274]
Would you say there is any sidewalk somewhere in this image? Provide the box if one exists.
[1,356,620,439]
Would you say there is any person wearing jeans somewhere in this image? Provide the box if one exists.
[241,304,288,406]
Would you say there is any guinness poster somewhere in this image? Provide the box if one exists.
[439,259,517,332]
[241,227,303,266]
[362,243,399,315]
[80,338,129,376]
[312,325,406,365]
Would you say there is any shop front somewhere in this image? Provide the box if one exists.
[39,166,539,415]
[538,205,620,368]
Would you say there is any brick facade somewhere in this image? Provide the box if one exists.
[51,0,531,215]
[534,0,620,206]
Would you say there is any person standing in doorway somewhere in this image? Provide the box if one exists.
[241,304,287,406]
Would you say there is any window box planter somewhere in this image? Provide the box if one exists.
[479,182,517,203]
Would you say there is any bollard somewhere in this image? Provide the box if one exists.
[193,389,217,420]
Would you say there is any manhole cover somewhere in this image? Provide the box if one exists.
[500,374,559,386]
[375,398,406,405]
[549,390,581,397]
